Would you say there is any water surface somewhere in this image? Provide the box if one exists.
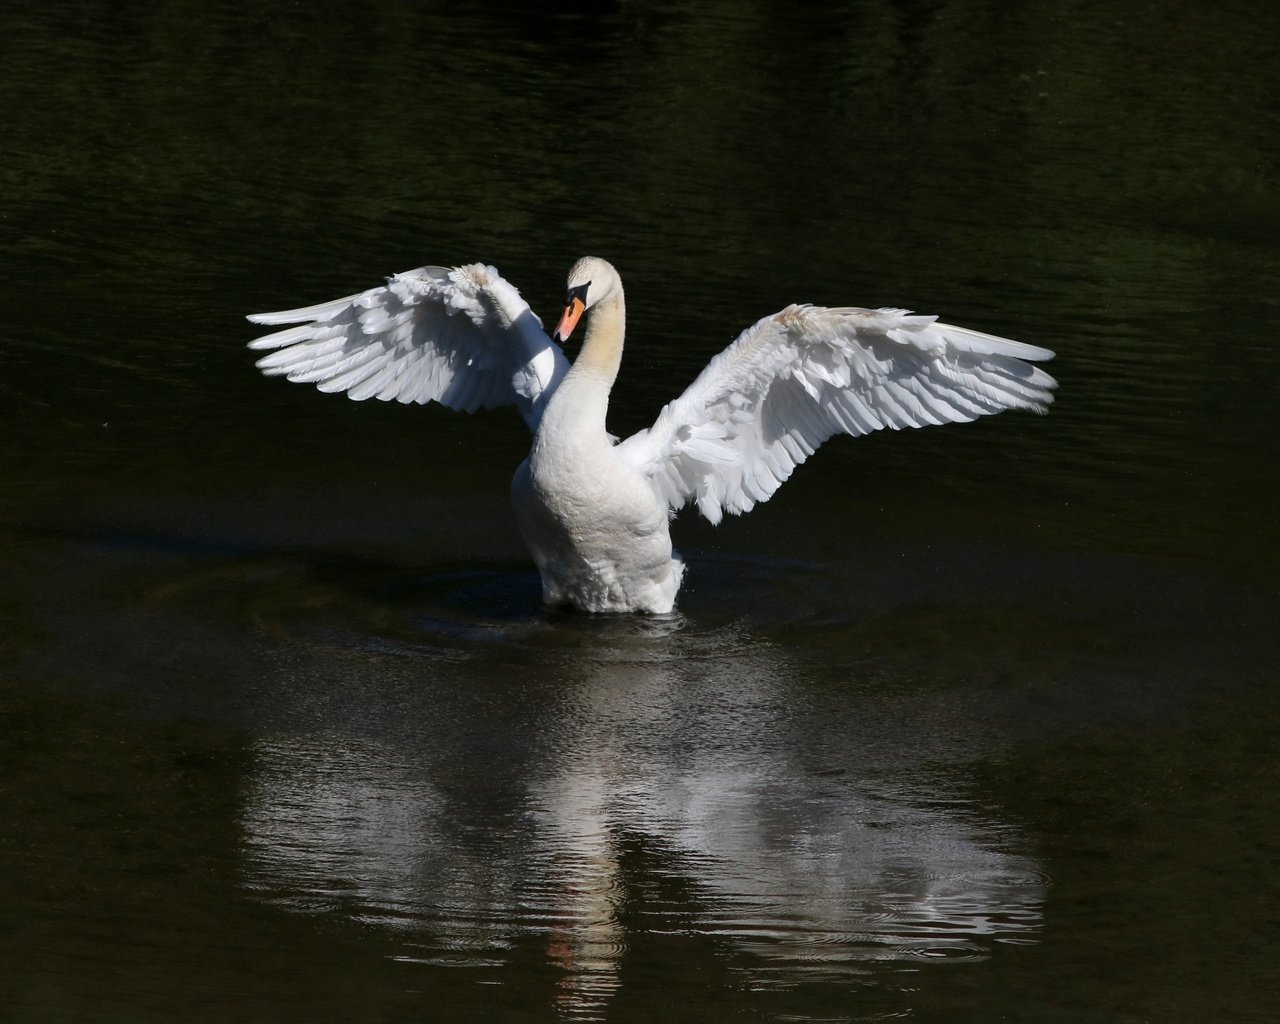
[2,1,1278,1022]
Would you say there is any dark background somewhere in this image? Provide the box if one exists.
[2,1,1278,1021]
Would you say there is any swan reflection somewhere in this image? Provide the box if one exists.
[240,642,1045,1015]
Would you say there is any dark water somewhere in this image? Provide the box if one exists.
[3,1,1279,1021]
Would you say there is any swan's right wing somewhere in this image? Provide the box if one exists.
[247,263,570,431]
[615,304,1056,524]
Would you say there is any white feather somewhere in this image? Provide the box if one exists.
[247,263,569,430]
[615,304,1056,525]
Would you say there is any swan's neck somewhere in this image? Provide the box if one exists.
[540,289,625,443]
[574,290,626,385]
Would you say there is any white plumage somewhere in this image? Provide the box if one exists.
[249,256,1056,613]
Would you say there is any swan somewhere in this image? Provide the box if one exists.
[248,257,1056,614]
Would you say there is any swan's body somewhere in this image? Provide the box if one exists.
[249,257,1056,614]
[510,268,683,612]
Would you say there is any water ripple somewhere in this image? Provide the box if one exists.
[147,547,848,662]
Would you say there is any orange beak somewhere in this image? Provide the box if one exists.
[553,296,586,343]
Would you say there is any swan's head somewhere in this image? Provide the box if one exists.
[552,256,620,343]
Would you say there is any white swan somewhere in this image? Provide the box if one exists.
[248,257,1056,614]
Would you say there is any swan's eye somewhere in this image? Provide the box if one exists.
[566,282,590,306]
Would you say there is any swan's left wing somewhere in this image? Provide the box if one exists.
[247,263,569,431]
[615,305,1057,524]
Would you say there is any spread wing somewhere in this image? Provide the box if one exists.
[615,305,1057,524]
[247,263,570,431]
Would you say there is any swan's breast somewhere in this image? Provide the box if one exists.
[510,448,678,613]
